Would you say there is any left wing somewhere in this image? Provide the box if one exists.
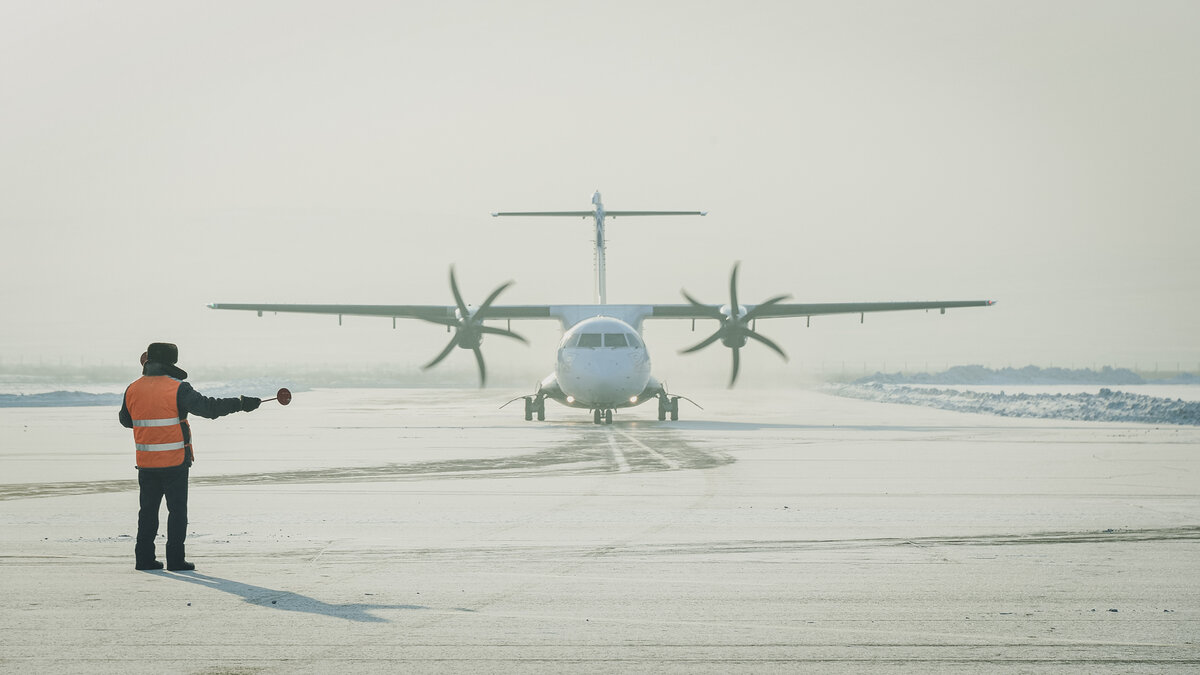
[646,298,995,385]
[649,299,996,320]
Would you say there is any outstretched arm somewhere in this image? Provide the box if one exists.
[177,382,254,419]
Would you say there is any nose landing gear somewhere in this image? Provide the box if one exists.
[592,409,613,425]
[657,393,680,421]
[523,395,546,421]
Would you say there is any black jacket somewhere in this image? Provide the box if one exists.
[119,362,244,468]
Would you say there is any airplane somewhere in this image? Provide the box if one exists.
[209,191,994,424]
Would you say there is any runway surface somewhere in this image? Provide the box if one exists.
[2,387,1198,673]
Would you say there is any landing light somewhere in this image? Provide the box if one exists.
[629,396,638,404]
[566,396,575,404]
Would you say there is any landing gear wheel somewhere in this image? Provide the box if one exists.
[523,397,533,421]
[594,409,602,425]
[604,409,613,425]
[657,396,667,421]
[669,397,679,421]
[536,397,545,421]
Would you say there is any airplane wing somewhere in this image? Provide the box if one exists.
[209,299,994,325]
[208,298,994,388]
[650,300,995,320]
[206,303,554,324]
[645,298,995,386]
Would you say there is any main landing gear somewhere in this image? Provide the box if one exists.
[657,393,680,421]
[523,395,545,421]
[593,408,613,425]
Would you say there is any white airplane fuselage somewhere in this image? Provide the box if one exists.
[490,192,704,420]
[538,315,656,410]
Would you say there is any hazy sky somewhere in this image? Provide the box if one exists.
[2,1,1198,384]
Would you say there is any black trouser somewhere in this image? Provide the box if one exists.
[136,465,189,563]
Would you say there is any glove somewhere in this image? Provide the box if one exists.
[240,396,261,412]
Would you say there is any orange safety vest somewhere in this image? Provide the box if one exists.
[126,376,192,469]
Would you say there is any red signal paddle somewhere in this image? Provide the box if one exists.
[262,388,292,406]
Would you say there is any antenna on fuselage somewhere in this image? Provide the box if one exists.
[492,191,706,305]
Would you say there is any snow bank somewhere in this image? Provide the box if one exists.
[834,383,1200,426]
[0,391,122,407]
[857,365,1155,385]
[0,380,298,408]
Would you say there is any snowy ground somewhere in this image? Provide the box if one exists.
[2,387,1198,672]
[833,383,1200,425]
[901,384,1200,401]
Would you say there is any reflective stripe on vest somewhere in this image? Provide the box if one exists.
[135,441,187,452]
[126,376,189,468]
[132,417,182,428]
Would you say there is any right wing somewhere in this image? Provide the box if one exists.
[207,303,554,324]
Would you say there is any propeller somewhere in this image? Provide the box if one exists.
[680,262,791,387]
[420,266,527,387]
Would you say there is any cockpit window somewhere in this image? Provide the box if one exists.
[603,333,628,347]
[571,331,641,348]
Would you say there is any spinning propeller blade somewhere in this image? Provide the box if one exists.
[679,262,790,387]
[421,266,526,387]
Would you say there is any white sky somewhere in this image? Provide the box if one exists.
[2,1,1198,383]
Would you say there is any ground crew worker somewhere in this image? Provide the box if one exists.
[119,342,261,571]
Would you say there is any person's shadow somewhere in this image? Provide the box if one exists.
[160,571,437,623]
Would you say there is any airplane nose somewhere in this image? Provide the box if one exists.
[559,351,648,402]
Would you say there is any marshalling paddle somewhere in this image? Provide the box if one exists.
[262,388,292,405]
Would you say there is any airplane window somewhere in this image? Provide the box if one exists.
[577,333,602,348]
[603,333,628,348]
[626,333,642,349]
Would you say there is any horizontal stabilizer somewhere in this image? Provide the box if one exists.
[491,211,594,217]
[606,211,707,217]
[492,210,706,217]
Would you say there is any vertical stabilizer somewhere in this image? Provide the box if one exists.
[492,193,706,305]
[591,191,608,304]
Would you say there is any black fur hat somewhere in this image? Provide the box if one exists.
[146,342,179,365]
[142,342,187,379]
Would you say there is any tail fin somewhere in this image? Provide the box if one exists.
[492,192,706,304]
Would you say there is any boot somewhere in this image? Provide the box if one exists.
[166,543,195,571]
[135,543,162,570]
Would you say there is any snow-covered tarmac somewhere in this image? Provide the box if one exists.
[2,387,1198,673]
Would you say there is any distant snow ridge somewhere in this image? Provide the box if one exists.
[856,365,1149,385]
[0,391,122,407]
[189,379,299,399]
[837,384,1200,426]
[0,380,298,408]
